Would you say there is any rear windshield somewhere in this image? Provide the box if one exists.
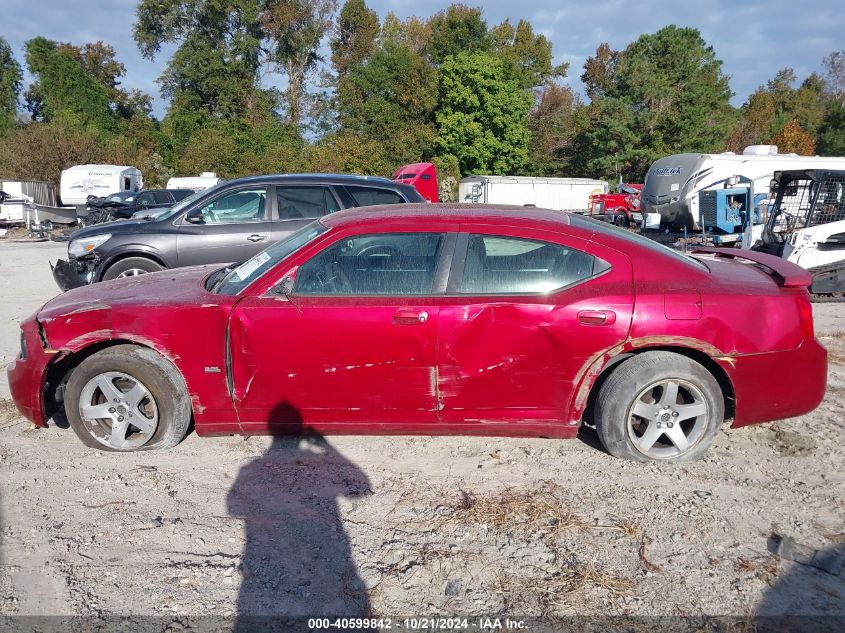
[569,214,708,270]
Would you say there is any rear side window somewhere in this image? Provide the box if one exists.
[171,189,194,201]
[136,192,156,206]
[346,186,405,207]
[277,186,338,220]
[296,232,444,295]
[458,235,606,294]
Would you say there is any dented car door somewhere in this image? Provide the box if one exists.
[436,229,634,426]
[228,230,453,433]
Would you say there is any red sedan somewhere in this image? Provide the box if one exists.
[7,205,827,462]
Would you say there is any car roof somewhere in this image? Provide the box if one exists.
[222,173,401,187]
[322,203,574,230]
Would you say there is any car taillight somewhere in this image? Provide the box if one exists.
[798,294,814,339]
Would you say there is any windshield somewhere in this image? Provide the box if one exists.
[155,185,221,221]
[215,221,328,295]
[105,192,134,203]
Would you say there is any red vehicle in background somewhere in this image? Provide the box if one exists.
[393,163,439,202]
[589,183,643,227]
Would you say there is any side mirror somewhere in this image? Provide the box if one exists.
[278,275,295,296]
[185,212,204,224]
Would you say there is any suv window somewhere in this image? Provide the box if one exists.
[346,186,405,207]
[296,232,444,295]
[458,235,604,294]
[171,189,194,202]
[199,188,267,224]
[136,192,157,207]
[152,191,172,204]
[277,186,339,220]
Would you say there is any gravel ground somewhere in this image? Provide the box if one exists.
[0,237,843,622]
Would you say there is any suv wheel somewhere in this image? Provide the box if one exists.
[102,257,164,280]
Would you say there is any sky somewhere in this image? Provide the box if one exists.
[2,0,844,118]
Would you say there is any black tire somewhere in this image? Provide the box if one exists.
[64,345,192,452]
[594,351,724,462]
[101,257,164,281]
[613,213,630,228]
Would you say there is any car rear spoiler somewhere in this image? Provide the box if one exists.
[691,247,812,288]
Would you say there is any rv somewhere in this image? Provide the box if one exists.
[59,165,143,208]
[458,175,607,212]
[641,146,845,229]
[166,172,221,192]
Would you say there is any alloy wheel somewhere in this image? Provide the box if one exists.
[626,378,709,459]
[78,371,159,449]
[116,268,148,278]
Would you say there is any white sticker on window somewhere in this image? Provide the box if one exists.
[670,183,680,191]
[231,251,271,280]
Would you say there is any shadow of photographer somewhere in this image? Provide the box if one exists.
[227,402,372,628]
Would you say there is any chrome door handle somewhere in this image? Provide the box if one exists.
[247,233,269,242]
[577,310,617,326]
[393,310,428,325]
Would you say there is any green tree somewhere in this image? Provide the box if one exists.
[134,0,265,125]
[23,37,115,130]
[581,43,616,101]
[729,67,828,151]
[434,51,533,175]
[583,26,735,179]
[0,114,103,185]
[57,40,153,120]
[823,50,845,106]
[490,19,566,89]
[0,37,22,134]
[425,4,489,65]
[330,0,379,80]
[818,102,845,155]
[263,0,337,126]
[380,13,430,55]
[337,41,438,167]
[527,83,584,176]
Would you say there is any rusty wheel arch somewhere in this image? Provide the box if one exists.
[575,345,736,429]
[42,339,163,422]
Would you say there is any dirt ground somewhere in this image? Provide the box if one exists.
[0,237,843,623]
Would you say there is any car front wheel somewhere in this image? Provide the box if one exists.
[64,345,191,451]
[102,257,164,281]
[594,351,724,462]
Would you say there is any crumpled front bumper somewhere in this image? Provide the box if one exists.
[51,258,95,292]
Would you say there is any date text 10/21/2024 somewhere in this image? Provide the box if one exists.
[307,617,528,630]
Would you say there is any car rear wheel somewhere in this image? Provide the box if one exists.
[64,345,191,451]
[594,351,723,462]
[102,257,164,281]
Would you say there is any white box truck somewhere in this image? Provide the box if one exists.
[59,164,143,207]
[641,145,845,229]
[458,175,608,212]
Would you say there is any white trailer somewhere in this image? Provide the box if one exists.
[641,145,845,229]
[166,172,221,191]
[59,164,143,207]
[458,175,608,212]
